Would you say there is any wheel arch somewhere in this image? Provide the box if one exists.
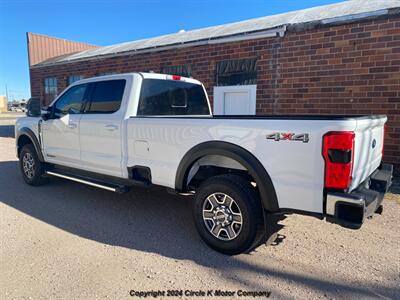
[16,128,44,161]
[175,141,279,212]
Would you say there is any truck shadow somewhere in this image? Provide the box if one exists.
[0,160,398,298]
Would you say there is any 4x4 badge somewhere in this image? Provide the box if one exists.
[266,132,310,143]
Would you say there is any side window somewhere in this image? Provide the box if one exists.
[53,84,87,117]
[86,80,126,114]
[137,79,210,116]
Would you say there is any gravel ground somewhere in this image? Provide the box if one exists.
[1,128,399,299]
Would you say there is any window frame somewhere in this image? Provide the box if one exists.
[44,77,58,94]
[83,79,127,114]
[44,77,58,104]
[215,58,257,86]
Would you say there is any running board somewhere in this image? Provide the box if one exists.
[45,171,129,193]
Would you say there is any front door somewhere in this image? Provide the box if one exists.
[42,83,87,168]
[213,85,256,115]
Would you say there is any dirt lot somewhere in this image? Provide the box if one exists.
[0,117,399,299]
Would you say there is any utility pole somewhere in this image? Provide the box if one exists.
[5,84,9,101]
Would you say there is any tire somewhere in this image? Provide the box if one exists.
[193,174,263,255]
[19,144,46,186]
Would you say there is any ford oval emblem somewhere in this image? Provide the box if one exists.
[372,139,376,149]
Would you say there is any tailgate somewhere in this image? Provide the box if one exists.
[350,116,387,191]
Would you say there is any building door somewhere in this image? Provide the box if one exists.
[213,85,256,115]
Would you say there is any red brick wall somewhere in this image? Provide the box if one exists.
[30,15,400,169]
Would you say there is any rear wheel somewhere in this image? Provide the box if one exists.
[193,174,263,255]
[19,144,46,186]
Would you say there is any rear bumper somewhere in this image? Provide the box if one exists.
[325,163,393,229]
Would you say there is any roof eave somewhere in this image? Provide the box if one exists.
[30,7,399,69]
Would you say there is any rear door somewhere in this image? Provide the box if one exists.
[130,78,211,185]
[42,83,87,167]
[79,79,126,177]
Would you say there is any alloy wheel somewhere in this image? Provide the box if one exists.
[202,192,243,241]
[22,152,35,179]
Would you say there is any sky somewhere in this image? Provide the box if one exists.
[0,0,346,101]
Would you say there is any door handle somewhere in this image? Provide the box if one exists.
[68,123,77,129]
[105,124,118,131]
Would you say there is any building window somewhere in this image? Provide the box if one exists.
[67,75,84,86]
[44,77,58,103]
[215,58,257,86]
[96,72,116,76]
[161,65,192,77]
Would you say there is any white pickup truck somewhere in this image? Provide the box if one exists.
[16,73,393,254]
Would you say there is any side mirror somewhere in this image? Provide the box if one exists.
[41,107,52,121]
[26,97,41,117]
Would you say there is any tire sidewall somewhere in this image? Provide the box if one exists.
[193,177,260,255]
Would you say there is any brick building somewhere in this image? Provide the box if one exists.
[28,0,400,169]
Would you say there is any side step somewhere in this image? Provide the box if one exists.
[45,171,129,193]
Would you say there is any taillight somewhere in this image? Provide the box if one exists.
[322,131,355,189]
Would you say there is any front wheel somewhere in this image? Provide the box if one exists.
[19,144,46,186]
[193,174,263,255]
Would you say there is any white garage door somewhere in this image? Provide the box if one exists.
[213,85,256,115]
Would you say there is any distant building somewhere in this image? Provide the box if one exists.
[26,0,400,168]
[0,96,8,113]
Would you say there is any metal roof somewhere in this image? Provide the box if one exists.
[34,0,400,67]
[27,32,98,66]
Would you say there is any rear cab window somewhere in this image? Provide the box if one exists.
[137,79,210,116]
